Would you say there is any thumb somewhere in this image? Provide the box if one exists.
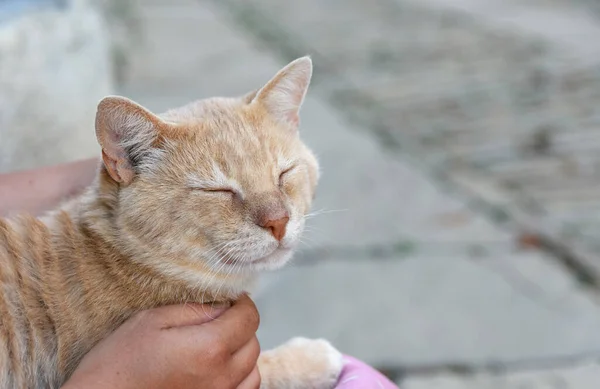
[146,302,231,329]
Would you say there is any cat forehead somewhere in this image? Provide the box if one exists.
[173,120,278,156]
[161,105,271,143]
[157,97,299,168]
[159,97,248,123]
[168,113,293,153]
[162,121,296,176]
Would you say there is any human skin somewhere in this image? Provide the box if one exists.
[60,296,261,389]
[0,158,99,216]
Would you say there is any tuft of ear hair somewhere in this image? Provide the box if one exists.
[248,56,313,128]
[95,96,166,185]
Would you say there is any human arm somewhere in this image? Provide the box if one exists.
[0,158,99,216]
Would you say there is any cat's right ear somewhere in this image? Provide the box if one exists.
[95,96,165,185]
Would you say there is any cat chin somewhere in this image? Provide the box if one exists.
[254,247,294,270]
[229,247,294,274]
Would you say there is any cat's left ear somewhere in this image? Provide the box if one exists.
[95,96,167,185]
[248,56,312,129]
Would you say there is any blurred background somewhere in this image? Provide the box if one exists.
[2,0,600,386]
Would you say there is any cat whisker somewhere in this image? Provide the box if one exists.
[297,237,318,248]
[303,208,348,220]
[200,245,238,306]
[201,239,253,268]
[211,250,247,310]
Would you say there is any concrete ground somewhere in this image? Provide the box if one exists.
[117,0,600,387]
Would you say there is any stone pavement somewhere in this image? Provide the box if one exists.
[402,362,599,389]
[117,1,600,386]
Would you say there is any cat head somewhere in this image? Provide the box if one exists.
[94,57,319,284]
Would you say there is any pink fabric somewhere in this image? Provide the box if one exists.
[334,355,399,389]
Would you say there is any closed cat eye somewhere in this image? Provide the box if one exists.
[195,188,236,195]
[279,166,296,185]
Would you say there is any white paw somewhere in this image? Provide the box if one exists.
[286,337,344,375]
[271,337,344,389]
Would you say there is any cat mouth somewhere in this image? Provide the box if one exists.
[220,247,292,266]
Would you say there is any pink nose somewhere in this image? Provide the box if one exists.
[260,216,290,241]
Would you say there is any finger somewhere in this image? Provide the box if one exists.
[225,341,259,389]
[236,365,261,389]
[142,303,230,329]
[194,294,260,353]
[230,336,260,379]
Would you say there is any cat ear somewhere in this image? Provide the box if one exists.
[241,89,259,104]
[250,56,312,128]
[95,96,165,185]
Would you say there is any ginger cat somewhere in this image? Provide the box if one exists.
[0,57,344,389]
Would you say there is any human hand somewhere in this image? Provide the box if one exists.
[61,294,261,389]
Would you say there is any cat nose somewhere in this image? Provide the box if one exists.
[260,215,290,241]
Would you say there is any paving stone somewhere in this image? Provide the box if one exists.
[124,0,279,98]
[256,251,600,367]
[292,98,514,248]
[400,362,600,389]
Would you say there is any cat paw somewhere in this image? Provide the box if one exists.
[259,337,344,389]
